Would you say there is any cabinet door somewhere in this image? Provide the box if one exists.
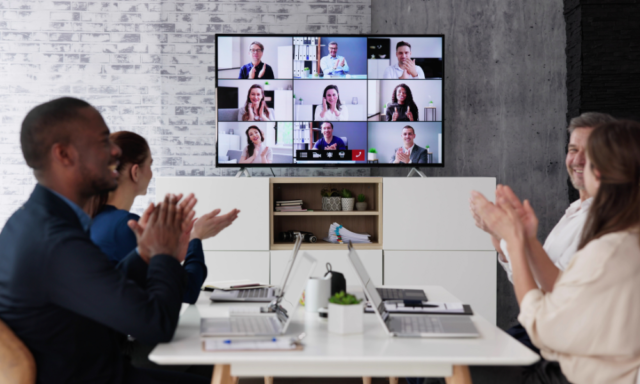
[156,177,269,251]
[383,177,496,251]
[203,251,270,284]
[270,250,383,286]
[384,251,496,325]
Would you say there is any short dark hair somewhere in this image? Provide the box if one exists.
[568,112,617,134]
[21,97,93,170]
[329,41,338,48]
[403,125,415,134]
[249,41,264,51]
[396,41,411,51]
[321,121,334,130]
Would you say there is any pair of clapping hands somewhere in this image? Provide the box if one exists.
[248,100,269,121]
[128,193,240,263]
[399,59,419,79]
[469,185,539,250]
[394,148,410,163]
[248,64,267,79]
[320,98,340,117]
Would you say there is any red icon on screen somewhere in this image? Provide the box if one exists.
[352,150,364,160]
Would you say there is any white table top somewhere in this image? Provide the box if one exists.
[150,286,539,377]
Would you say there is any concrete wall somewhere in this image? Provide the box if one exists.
[0,0,372,226]
[372,0,568,329]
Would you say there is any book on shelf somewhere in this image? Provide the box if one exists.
[276,200,303,204]
[275,207,306,212]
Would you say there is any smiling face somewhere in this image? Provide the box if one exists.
[329,43,338,58]
[566,127,594,191]
[396,86,407,104]
[401,127,415,148]
[325,88,339,107]
[321,122,333,141]
[248,128,262,145]
[73,108,121,196]
[250,44,263,63]
[249,87,263,106]
[396,45,412,65]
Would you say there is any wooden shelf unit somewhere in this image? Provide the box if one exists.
[270,177,383,250]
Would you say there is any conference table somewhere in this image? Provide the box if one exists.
[149,286,539,384]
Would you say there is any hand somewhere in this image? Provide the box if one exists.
[326,143,337,150]
[398,151,410,163]
[130,194,193,262]
[258,64,266,79]
[404,59,418,77]
[399,69,411,79]
[339,58,345,67]
[191,209,240,240]
[469,190,526,247]
[469,193,501,239]
[248,105,255,121]
[248,65,256,79]
[176,218,196,263]
[258,100,265,119]
[136,193,194,232]
[320,97,327,118]
[496,185,539,241]
[333,59,338,69]
[392,107,399,121]
[261,146,269,158]
[406,110,414,121]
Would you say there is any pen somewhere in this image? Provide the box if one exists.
[223,338,277,344]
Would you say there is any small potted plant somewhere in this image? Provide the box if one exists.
[304,67,310,77]
[341,189,355,211]
[426,145,431,153]
[368,148,377,161]
[264,81,270,90]
[321,188,341,211]
[356,194,367,211]
[328,291,363,334]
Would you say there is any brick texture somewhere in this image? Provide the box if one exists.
[0,0,372,228]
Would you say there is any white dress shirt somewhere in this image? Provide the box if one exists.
[383,63,425,79]
[499,197,592,283]
[237,106,275,121]
[519,228,640,384]
[314,106,349,121]
[320,55,349,75]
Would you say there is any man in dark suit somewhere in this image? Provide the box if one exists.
[391,125,430,164]
[0,97,208,384]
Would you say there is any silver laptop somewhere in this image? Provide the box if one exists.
[209,234,304,302]
[201,252,317,336]
[347,242,479,338]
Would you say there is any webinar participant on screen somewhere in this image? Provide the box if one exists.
[313,122,346,150]
[383,41,425,79]
[385,83,419,122]
[391,125,430,164]
[238,41,275,80]
[314,84,349,121]
[320,41,349,76]
[239,126,272,164]
[237,84,275,121]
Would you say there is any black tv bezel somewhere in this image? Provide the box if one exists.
[214,34,445,168]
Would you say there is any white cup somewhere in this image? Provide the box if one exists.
[305,277,332,313]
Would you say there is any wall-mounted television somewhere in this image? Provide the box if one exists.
[215,34,444,167]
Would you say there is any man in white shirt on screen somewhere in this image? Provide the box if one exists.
[469,112,616,353]
[383,41,425,79]
[320,41,349,76]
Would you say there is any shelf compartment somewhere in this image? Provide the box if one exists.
[270,241,382,250]
[273,211,380,216]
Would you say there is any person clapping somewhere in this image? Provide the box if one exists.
[239,126,272,164]
[238,41,275,80]
[238,84,275,121]
[314,84,349,121]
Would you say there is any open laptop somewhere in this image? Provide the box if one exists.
[347,242,479,338]
[201,252,317,336]
[209,234,304,302]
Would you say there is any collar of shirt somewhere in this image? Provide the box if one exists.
[403,144,415,154]
[44,185,92,232]
[566,197,593,217]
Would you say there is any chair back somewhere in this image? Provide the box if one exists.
[0,318,36,384]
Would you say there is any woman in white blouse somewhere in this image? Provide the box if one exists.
[471,120,640,384]
[239,125,272,164]
[238,84,275,122]
[313,84,349,121]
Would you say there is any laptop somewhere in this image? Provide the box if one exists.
[209,234,304,302]
[377,288,427,302]
[347,242,479,338]
[201,252,317,336]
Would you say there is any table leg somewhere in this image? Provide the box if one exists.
[362,377,372,384]
[445,365,472,384]
[211,365,238,384]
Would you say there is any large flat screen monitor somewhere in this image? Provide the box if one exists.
[215,35,444,167]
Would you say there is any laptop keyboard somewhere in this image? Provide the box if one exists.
[238,288,270,298]
[230,316,279,334]
[400,316,445,333]
[378,288,402,300]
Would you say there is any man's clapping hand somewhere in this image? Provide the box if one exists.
[326,143,337,150]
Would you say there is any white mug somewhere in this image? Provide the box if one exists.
[305,277,331,313]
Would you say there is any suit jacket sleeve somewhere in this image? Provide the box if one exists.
[115,249,148,287]
[182,239,208,304]
[46,235,185,344]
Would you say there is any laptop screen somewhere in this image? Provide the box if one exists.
[347,244,389,321]
[277,252,316,330]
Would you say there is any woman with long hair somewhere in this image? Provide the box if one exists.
[314,84,349,121]
[238,84,274,121]
[90,131,240,304]
[239,125,272,163]
[385,83,419,122]
[470,120,640,383]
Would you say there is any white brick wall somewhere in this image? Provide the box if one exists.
[0,0,372,228]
